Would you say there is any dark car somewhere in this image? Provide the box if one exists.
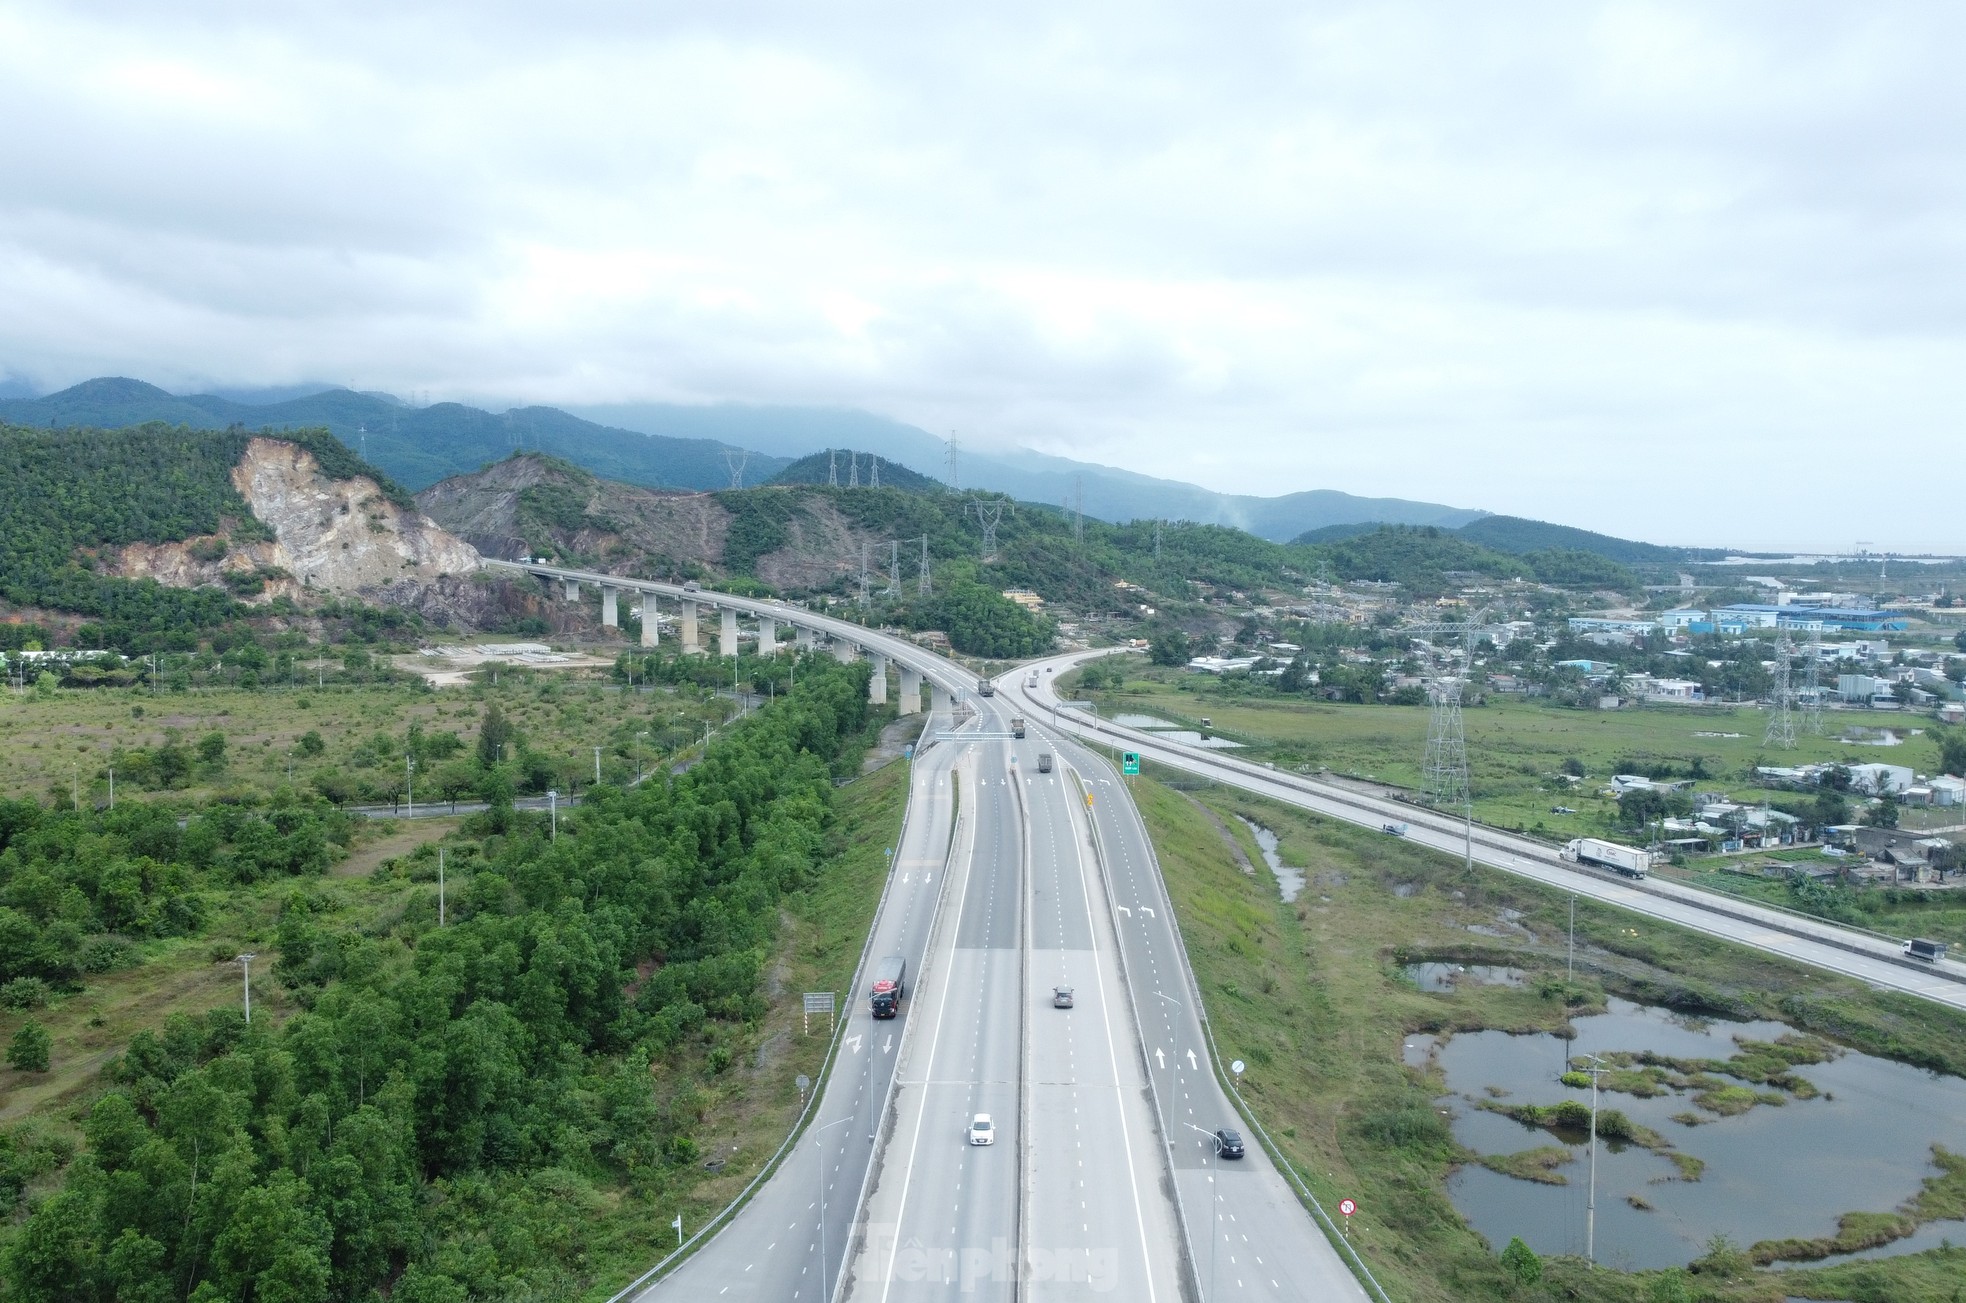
[1053,987,1074,1009]
[1214,1128,1245,1159]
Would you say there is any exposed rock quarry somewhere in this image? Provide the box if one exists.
[111,438,497,624]
[417,453,877,591]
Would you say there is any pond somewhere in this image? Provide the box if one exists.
[1407,998,1966,1271]
[1401,962,1525,993]
[1236,816,1304,903]
[1110,714,1244,748]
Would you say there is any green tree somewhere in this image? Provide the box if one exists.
[476,703,514,768]
[298,730,325,757]
[1148,630,1192,666]
[7,1020,51,1073]
[1647,1268,1693,1302]
[1939,728,1966,779]
[1500,1235,1542,1285]
[196,731,227,769]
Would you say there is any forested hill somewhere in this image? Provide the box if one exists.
[1300,525,1639,592]
[1293,514,1718,567]
[0,422,405,651]
[0,378,792,494]
[768,449,940,492]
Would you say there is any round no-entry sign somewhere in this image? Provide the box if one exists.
[1339,1199,1357,1218]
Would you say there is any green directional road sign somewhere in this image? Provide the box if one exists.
[1122,752,1140,776]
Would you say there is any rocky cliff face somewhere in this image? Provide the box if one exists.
[111,437,494,621]
[417,453,879,593]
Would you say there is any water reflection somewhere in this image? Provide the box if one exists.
[1418,999,1966,1269]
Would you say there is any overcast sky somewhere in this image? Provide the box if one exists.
[2,2,1961,550]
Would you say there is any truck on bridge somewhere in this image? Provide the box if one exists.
[1564,837,1652,879]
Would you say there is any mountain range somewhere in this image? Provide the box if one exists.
[1,378,1493,543]
[2,378,1746,564]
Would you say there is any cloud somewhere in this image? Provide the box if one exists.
[0,0,1960,547]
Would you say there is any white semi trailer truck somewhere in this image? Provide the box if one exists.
[1563,837,1652,879]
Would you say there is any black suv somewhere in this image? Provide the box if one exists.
[1214,1128,1245,1159]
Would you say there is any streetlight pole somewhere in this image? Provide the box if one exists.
[406,754,415,818]
[814,1114,851,1300]
[549,789,558,840]
[1184,1123,1219,1299]
[108,766,114,810]
[236,952,257,1024]
[438,847,446,927]
[594,745,602,785]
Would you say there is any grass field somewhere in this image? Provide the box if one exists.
[0,671,734,806]
[1074,666,1957,844]
[1131,767,1966,1301]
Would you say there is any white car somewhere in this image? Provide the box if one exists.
[968,1114,994,1146]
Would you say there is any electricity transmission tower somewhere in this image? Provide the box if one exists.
[1073,475,1084,541]
[1406,617,1503,871]
[1764,630,1798,749]
[971,496,1011,561]
[857,541,871,606]
[828,449,838,487]
[883,540,901,596]
[869,456,880,489]
[917,535,932,597]
[848,452,860,489]
[1803,626,1826,735]
[723,449,750,490]
[945,435,959,491]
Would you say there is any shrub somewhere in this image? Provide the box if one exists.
[7,1021,51,1073]
[1500,1235,1542,1285]
[0,978,51,1010]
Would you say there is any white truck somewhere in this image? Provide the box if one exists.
[1564,838,1651,879]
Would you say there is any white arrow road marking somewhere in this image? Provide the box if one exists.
[1187,1049,1198,1070]
[1141,906,1156,918]
[847,1034,863,1054]
[883,1033,894,1054]
[1116,905,1132,916]
[1155,1048,1166,1069]
[902,872,911,884]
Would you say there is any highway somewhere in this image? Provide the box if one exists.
[1005,652,1966,1013]
[635,702,967,1303]
[1023,702,1375,1303]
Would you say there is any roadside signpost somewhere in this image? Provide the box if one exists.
[1122,751,1140,775]
[803,991,836,1036]
[1340,1198,1357,1237]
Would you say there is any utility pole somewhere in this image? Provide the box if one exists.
[438,848,445,926]
[549,789,558,841]
[405,755,415,818]
[108,766,114,810]
[1572,1053,1610,1265]
[236,952,257,1024]
[594,746,602,785]
[1568,895,1576,980]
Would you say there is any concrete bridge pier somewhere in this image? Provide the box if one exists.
[563,579,581,601]
[601,585,619,628]
[833,640,857,665]
[639,595,658,647]
[682,600,701,654]
[758,617,778,656]
[899,667,922,715]
[720,607,738,657]
[796,626,819,653]
[930,686,952,717]
[868,653,888,704]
